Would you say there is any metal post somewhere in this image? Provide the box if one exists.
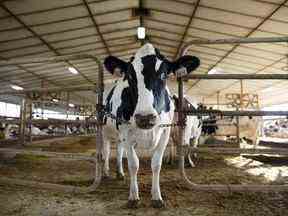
[177,76,187,177]
[236,107,240,147]
[28,100,33,143]
[19,98,27,145]
[240,80,244,110]
[91,56,104,189]
[216,91,220,109]
[65,92,69,135]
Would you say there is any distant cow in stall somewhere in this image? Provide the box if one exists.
[202,114,262,146]
[170,95,202,167]
[102,43,200,208]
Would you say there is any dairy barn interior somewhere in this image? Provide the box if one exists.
[1,0,288,215]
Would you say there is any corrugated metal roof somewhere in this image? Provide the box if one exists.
[0,0,288,107]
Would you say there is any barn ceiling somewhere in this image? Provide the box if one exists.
[0,0,288,108]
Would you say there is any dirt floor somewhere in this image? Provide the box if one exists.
[0,136,288,216]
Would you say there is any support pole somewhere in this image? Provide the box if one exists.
[240,79,244,110]
[236,107,240,147]
[216,91,220,109]
[177,76,187,179]
[19,98,27,146]
[28,100,33,143]
[65,92,70,135]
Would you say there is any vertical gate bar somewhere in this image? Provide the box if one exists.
[216,91,220,109]
[65,92,69,135]
[28,100,33,143]
[92,56,104,188]
[177,77,186,175]
[236,107,240,147]
[19,97,27,146]
[240,79,244,110]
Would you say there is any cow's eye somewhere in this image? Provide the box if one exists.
[159,72,167,80]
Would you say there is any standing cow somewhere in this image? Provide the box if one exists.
[170,95,202,167]
[103,43,200,208]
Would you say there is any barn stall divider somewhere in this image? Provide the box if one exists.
[0,54,105,193]
[176,36,288,192]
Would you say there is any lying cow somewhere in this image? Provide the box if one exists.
[170,95,202,167]
[103,43,200,208]
[203,115,262,146]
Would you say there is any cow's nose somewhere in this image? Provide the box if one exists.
[134,113,157,129]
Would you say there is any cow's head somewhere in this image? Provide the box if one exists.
[104,43,200,129]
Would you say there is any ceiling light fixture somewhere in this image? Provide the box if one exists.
[69,103,75,108]
[10,84,23,91]
[137,27,146,39]
[68,67,79,74]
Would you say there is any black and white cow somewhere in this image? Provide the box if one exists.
[170,95,202,167]
[103,43,200,208]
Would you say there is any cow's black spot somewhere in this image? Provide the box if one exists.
[105,86,116,113]
[116,64,138,129]
[141,54,170,114]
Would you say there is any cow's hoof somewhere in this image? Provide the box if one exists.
[151,200,165,208]
[127,200,139,209]
[116,172,125,180]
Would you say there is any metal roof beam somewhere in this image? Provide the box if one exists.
[82,0,111,56]
[174,0,200,59]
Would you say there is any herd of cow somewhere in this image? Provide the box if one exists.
[0,121,96,140]
[0,44,277,208]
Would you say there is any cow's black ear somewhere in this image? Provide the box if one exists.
[104,56,128,76]
[172,56,200,77]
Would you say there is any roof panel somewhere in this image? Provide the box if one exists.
[259,19,288,35]
[42,27,97,42]
[88,0,138,14]
[0,37,41,52]
[31,17,92,35]
[196,7,263,28]
[145,19,185,34]
[103,28,136,40]
[51,35,101,49]
[228,53,275,66]
[94,9,132,25]
[187,28,236,40]
[271,6,288,22]
[0,7,9,18]
[3,0,81,14]
[20,5,88,26]
[100,19,139,33]
[145,0,195,16]
[149,9,189,26]
[57,43,105,55]
[0,29,33,42]
[201,0,276,17]
[242,43,288,55]
[0,17,22,31]
[148,29,182,41]
[0,45,49,58]
[106,36,136,46]
[234,46,282,61]
[192,18,250,37]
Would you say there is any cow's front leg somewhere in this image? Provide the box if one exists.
[126,145,139,208]
[102,140,110,178]
[151,129,170,208]
[116,142,125,179]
